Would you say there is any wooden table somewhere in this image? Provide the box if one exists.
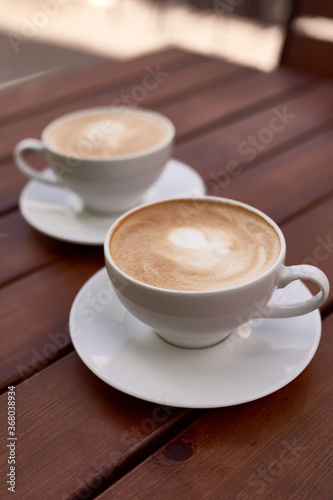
[0,48,332,499]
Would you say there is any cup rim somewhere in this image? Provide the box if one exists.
[104,196,287,295]
[41,106,175,161]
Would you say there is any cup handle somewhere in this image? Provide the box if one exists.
[261,265,330,318]
[14,138,62,186]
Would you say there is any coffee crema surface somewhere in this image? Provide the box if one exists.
[110,200,281,291]
[46,111,169,158]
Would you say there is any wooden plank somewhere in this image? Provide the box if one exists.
[98,313,333,500]
[159,68,313,140]
[176,83,333,181]
[0,57,246,164]
[0,351,192,499]
[0,48,202,123]
[282,196,333,310]
[39,56,248,118]
[0,257,103,390]
[205,129,333,225]
[0,161,25,215]
[0,212,65,286]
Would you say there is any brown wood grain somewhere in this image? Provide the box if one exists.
[160,68,313,141]
[0,351,193,499]
[0,161,25,215]
[98,313,333,500]
[176,83,333,181]
[283,196,333,311]
[0,212,65,286]
[0,48,203,123]
[205,128,333,225]
[0,256,103,390]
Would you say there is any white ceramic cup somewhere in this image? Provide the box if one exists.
[104,197,330,348]
[14,107,175,214]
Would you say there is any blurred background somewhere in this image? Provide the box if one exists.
[0,0,332,87]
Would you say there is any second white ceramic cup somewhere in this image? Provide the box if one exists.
[14,106,175,214]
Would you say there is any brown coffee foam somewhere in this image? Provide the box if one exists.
[110,200,281,291]
[46,111,168,158]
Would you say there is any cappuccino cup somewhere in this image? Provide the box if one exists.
[14,107,175,214]
[104,197,330,348]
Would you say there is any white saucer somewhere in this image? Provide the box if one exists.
[69,268,322,408]
[19,159,205,245]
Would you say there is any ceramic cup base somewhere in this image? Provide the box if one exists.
[154,329,235,349]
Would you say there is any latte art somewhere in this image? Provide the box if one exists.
[110,200,281,291]
[46,111,169,158]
